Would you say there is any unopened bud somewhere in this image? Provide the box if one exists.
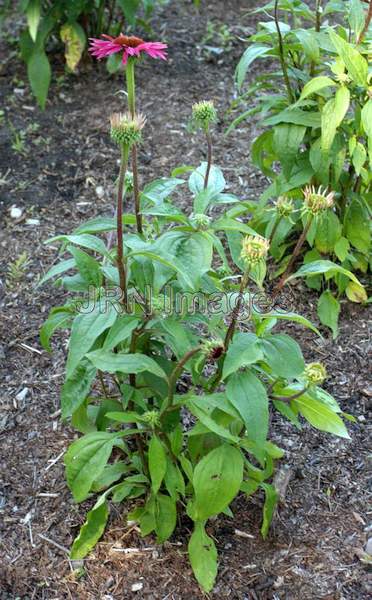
[240,234,270,266]
[192,100,217,131]
[304,362,327,385]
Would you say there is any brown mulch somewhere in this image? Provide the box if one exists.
[0,1,371,598]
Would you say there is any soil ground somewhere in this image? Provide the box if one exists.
[0,1,371,599]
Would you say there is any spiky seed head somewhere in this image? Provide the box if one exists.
[241,234,270,266]
[304,362,327,385]
[192,100,217,130]
[110,112,146,147]
[335,73,351,84]
[202,339,224,360]
[275,195,294,218]
[302,185,335,216]
[142,410,160,427]
[191,213,211,230]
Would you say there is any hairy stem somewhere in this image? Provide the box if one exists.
[117,145,129,308]
[274,216,313,296]
[204,130,213,189]
[271,386,309,402]
[269,214,283,244]
[358,0,372,44]
[165,347,202,410]
[274,0,294,103]
[224,268,250,350]
[315,0,322,32]
[126,58,143,234]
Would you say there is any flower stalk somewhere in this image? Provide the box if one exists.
[274,216,313,296]
[116,144,129,308]
[125,58,143,234]
[358,0,372,44]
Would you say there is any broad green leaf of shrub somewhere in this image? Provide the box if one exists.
[40,306,73,351]
[86,350,168,380]
[321,86,350,152]
[26,0,41,42]
[236,44,271,89]
[68,246,102,287]
[61,359,97,418]
[65,432,119,502]
[344,199,371,254]
[345,281,368,303]
[117,0,140,26]
[314,211,342,254]
[70,496,109,559]
[329,29,368,87]
[361,100,372,166]
[294,396,350,438]
[222,332,263,379]
[317,290,340,339]
[65,301,117,379]
[260,333,305,378]
[148,436,167,494]
[188,522,218,592]
[273,124,306,178]
[60,22,86,71]
[27,49,51,109]
[193,445,244,520]
[155,493,177,542]
[260,482,279,538]
[298,76,335,102]
[226,371,269,445]
[287,260,362,285]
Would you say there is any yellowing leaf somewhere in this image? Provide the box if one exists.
[345,281,367,303]
[60,22,86,71]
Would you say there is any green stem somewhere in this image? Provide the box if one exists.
[165,347,202,411]
[269,214,283,244]
[274,215,313,296]
[125,58,143,234]
[117,144,129,308]
[358,0,372,44]
[271,386,309,402]
[274,0,294,103]
[204,130,212,189]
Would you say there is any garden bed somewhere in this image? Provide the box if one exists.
[0,1,371,598]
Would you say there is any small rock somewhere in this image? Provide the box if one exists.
[15,387,29,402]
[358,415,366,422]
[131,582,143,592]
[95,185,105,198]
[10,206,23,219]
[25,218,40,226]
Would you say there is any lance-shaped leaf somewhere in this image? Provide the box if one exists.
[188,522,218,592]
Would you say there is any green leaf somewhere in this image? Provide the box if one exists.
[148,436,167,494]
[189,163,225,196]
[117,0,140,26]
[27,49,51,110]
[295,28,320,61]
[47,234,109,257]
[288,259,361,285]
[273,124,306,178]
[314,211,341,254]
[68,246,102,287]
[263,108,321,128]
[60,22,86,71]
[260,482,279,538]
[294,396,350,438]
[102,316,139,351]
[26,0,40,41]
[334,236,350,262]
[155,493,177,543]
[345,281,368,303]
[361,100,372,166]
[86,350,167,380]
[329,29,368,87]
[40,307,72,351]
[236,44,271,89]
[298,76,335,102]
[321,86,350,152]
[226,371,269,445]
[193,445,244,520]
[344,199,371,254]
[222,332,263,379]
[61,360,97,419]
[188,400,240,443]
[317,290,340,339]
[65,302,117,379]
[70,497,109,559]
[188,522,218,592]
[39,258,76,286]
[261,334,305,378]
[64,432,118,502]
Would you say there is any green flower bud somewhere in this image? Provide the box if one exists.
[240,234,270,266]
[302,185,335,217]
[191,213,211,230]
[142,410,160,428]
[304,362,327,385]
[275,195,294,218]
[110,112,146,148]
[192,100,217,131]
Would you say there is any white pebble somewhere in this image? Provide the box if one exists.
[16,387,29,402]
[131,582,143,592]
[95,186,105,198]
[10,206,23,219]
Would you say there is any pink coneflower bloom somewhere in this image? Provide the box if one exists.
[89,34,168,65]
